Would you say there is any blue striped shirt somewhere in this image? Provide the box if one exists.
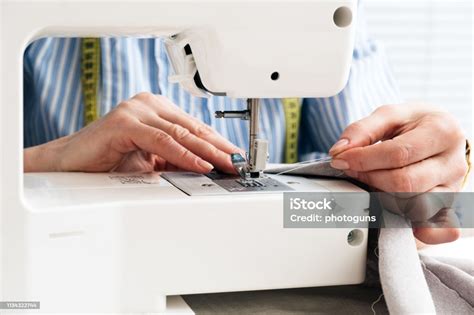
[23,9,401,163]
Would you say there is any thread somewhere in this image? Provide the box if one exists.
[371,293,384,315]
[274,156,344,176]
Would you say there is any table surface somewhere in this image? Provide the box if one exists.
[184,285,388,315]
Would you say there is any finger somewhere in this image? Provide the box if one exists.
[412,186,461,244]
[345,156,452,193]
[410,184,464,245]
[129,123,213,174]
[333,125,449,172]
[414,224,460,245]
[162,163,180,172]
[142,95,244,155]
[151,155,181,172]
[405,192,456,223]
[112,151,156,173]
[329,105,412,156]
[170,112,243,156]
[377,192,453,219]
[144,115,236,173]
[376,184,461,245]
[413,178,465,234]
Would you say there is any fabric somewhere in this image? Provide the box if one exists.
[378,212,436,314]
[420,255,474,314]
[265,160,346,178]
[23,6,401,163]
[379,211,474,315]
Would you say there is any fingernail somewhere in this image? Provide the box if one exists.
[198,159,214,171]
[331,159,350,170]
[329,139,350,155]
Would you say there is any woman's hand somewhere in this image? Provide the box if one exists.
[329,104,468,244]
[24,92,242,174]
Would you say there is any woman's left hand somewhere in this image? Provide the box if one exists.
[329,104,468,244]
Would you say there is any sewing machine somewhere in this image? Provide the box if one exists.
[1,0,369,313]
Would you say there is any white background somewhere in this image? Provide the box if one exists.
[365,0,473,137]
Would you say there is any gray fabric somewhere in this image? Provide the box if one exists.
[428,256,474,276]
[264,161,346,178]
[379,211,474,315]
[420,255,474,314]
[378,212,436,314]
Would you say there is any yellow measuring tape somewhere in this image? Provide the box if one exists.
[81,38,101,126]
[282,98,301,164]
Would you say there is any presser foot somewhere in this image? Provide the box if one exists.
[230,152,266,180]
[215,99,269,179]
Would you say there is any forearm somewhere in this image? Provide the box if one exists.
[24,137,67,172]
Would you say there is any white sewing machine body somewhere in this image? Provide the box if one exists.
[21,172,369,312]
[0,0,368,313]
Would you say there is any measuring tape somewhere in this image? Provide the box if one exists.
[282,98,301,164]
[81,38,101,126]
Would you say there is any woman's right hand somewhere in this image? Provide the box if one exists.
[24,92,243,174]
